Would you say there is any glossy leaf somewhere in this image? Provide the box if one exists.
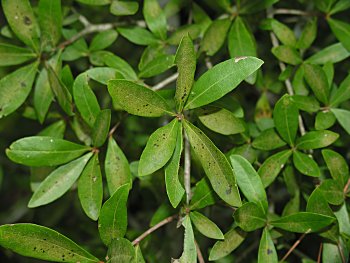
[78,154,103,220]
[190,211,224,240]
[184,120,241,207]
[234,202,266,232]
[189,178,216,210]
[185,57,264,109]
[110,0,139,16]
[306,42,350,64]
[330,73,350,106]
[98,184,129,245]
[139,118,180,176]
[0,224,100,262]
[143,0,167,40]
[92,109,111,147]
[271,45,302,65]
[331,108,350,134]
[107,237,135,263]
[293,151,320,177]
[296,130,339,150]
[328,18,350,51]
[271,19,297,46]
[179,215,196,263]
[258,228,278,263]
[0,43,36,66]
[270,212,335,233]
[252,128,286,151]
[322,149,349,187]
[6,136,91,167]
[28,152,93,208]
[108,80,173,117]
[230,155,268,213]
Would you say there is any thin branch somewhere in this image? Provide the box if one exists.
[317,243,323,263]
[205,57,213,69]
[132,215,177,246]
[343,178,350,194]
[195,240,205,263]
[280,229,311,262]
[152,73,179,91]
[236,240,260,263]
[78,14,91,27]
[184,132,192,205]
[338,241,346,263]
[273,9,310,16]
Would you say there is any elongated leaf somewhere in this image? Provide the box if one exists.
[184,120,241,207]
[252,128,286,150]
[77,0,110,5]
[330,0,350,14]
[139,119,180,176]
[179,215,196,263]
[0,224,100,263]
[107,238,135,263]
[291,95,320,113]
[134,245,145,263]
[90,29,118,52]
[118,27,159,46]
[331,108,350,134]
[165,125,185,208]
[102,53,137,81]
[271,45,302,65]
[105,137,132,195]
[78,154,103,221]
[175,35,196,111]
[143,0,167,40]
[98,184,129,245]
[271,19,297,46]
[273,94,299,146]
[323,238,349,263]
[209,228,246,261]
[28,152,93,207]
[234,202,266,232]
[38,120,66,138]
[296,130,338,150]
[139,54,175,78]
[167,24,201,45]
[2,0,40,50]
[322,149,349,187]
[185,57,263,109]
[92,109,111,147]
[293,151,320,177]
[73,73,101,127]
[270,212,335,233]
[108,80,173,117]
[297,18,317,50]
[189,178,216,210]
[85,67,119,85]
[110,0,139,16]
[230,155,268,213]
[258,150,292,187]
[0,61,38,118]
[258,228,278,263]
[330,73,350,106]
[306,42,350,64]
[303,63,330,104]
[0,43,36,66]
[190,211,224,240]
[38,0,62,48]
[6,136,91,167]
[328,18,350,51]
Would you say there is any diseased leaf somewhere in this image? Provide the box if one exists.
[252,128,287,151]
[322,149,349,187]
[28,152,93,208]
[108,80,173,117]
[6,136,91,167]
[0,224,100,263]
[139,119,180,176]
[271,19,297,46]
[258,228,278,263]
[190,211,224,240]
[143,0,167,40]
[0,43,36,66]
[98,184,129,245]
[328,18,350,51]
[107,237,135,263]
[270,212,335,233]
[78,154,103,221]
[189,178,216,210]
[331,108,350,134]
[293,151,320,177]
[92,109,111,147]
[296,130,339,150]
[179,215,196,263]
[234,202,266,232]
[184,120,241,207]
[306,42,350,64]
[110,0,139,16]
[185,57,263,109]
[271,45,302,65]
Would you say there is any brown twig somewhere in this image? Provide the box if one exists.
[338,241,346,263]
[280,229,311,262]
[131,215,177,246]
[343,178,350,194]
[152,73,179,91]
[195,239,205,263]
[317,243,323,263]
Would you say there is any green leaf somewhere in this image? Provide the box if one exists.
[0,223,100,262]
[179,215,196,263]
[73,73,101,127]
[165,125,185,208]
[85,67,119,85]
[77,0,110,5]
[330,73,350,106]
[28,152,93,208]
[108,80,173,117]
[318,179,344,205]
[297,18,317,50]
[185,57,263,109]
[107,237,135,263]
[270,212,335,233]
[38,120,66,138]
[306,42,350,64]
[322,149,349,187]
[103,53,138,81]
[184,120,241,207]
[92,109,111,147]
[175,35,196,111]
[252,128,287,151]
[303,63,330,104]
[234,202,266,232]
[134,245,145,263]
[139,54,175,78]
[2,0,40,50]
[315,111,336,130]
[273,94,299,146]
[38,0,62,48]
[198,108,246,135]
[209,228,246,261]
[98,184,129,245]
[334,203,350,236]
[230,155,268,213]
[258,228,278,263]
[293,151,320,177]
[190,211,224,240]
[296,130,339,150]
[78,154,103,220]
[34,69,53,124]
[239,0,278,14]
[200,18,231,56]
[331,108,350,134]
[110,0,139,16]
[118,27,159,46]
[328,18,350,51]
[323,238,349,263]
[105,137,132,195]
[271,19,297,46]
[139,119,180,176]
[330,0,350,14]
[271,45,302,65]
[313,0,336,12]
[0,61,38,118]
[143,0,167,40]
[306,188,333,217]
[189,178,216,210]
[0,43,36,66]
[6,136,91,167]
[89,29,118,52]
[167,24,201,45]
